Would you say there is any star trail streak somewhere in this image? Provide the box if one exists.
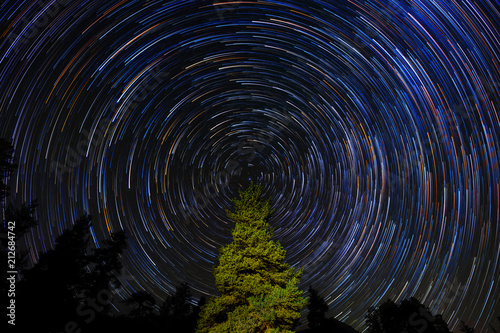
[1,0,499,331]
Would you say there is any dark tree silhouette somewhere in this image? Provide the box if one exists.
[192,295,206,323]
[1,201,39,295]
[300,287,358,333]
[89,284,205,333]
[4,201,38,240]
[1,138,38,241]
[159,282,200,332]
[0,138,16,201]
[365,297,450,333]
[493,317,500,333]
[161,282,191,324]
[1,138,38,298]
[83,229,127,296]
[124,291,157,318]
[433,315,451,333]
[307,286,328,331]
[161,282,192,319]
[459,320,475,333]
[16,214,127,332]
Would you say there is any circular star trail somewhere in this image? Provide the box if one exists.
[1,0,499,331]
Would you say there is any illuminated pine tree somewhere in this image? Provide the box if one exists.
[196,182,306,333]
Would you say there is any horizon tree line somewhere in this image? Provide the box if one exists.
[1,137,496,332]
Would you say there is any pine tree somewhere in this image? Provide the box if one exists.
[17,214,127,332]
[459,321,475,333]
[196,182,306,333]
[160,282,197,332]
[307,286,328,331]
[124,291,156,319]
[365,297,451,333]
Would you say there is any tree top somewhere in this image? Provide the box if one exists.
[225,182,273,225]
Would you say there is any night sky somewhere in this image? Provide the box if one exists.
[1,0,499,331]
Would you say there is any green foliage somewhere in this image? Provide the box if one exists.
[197,182,306,332]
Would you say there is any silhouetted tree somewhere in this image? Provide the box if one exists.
[486,317,500,333]
[1,201,39,291]
[1,138,38,242]
[17,214,92,331]
[83,229,127,296]
[1,201,39,295]
[196,182,306,332]
[0,138,16,201]
[307,286,328,331]
[365,297,450,333]
[124,291,156,319]
[162,282,192,318]
[160,282,199,332]
[493,317,500,333]
[459,320,474,333]
[4,201,38,240]
[433,315,451,333]
[16,214,127,332]
[192,295,206,323]
[1,139,38,299]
